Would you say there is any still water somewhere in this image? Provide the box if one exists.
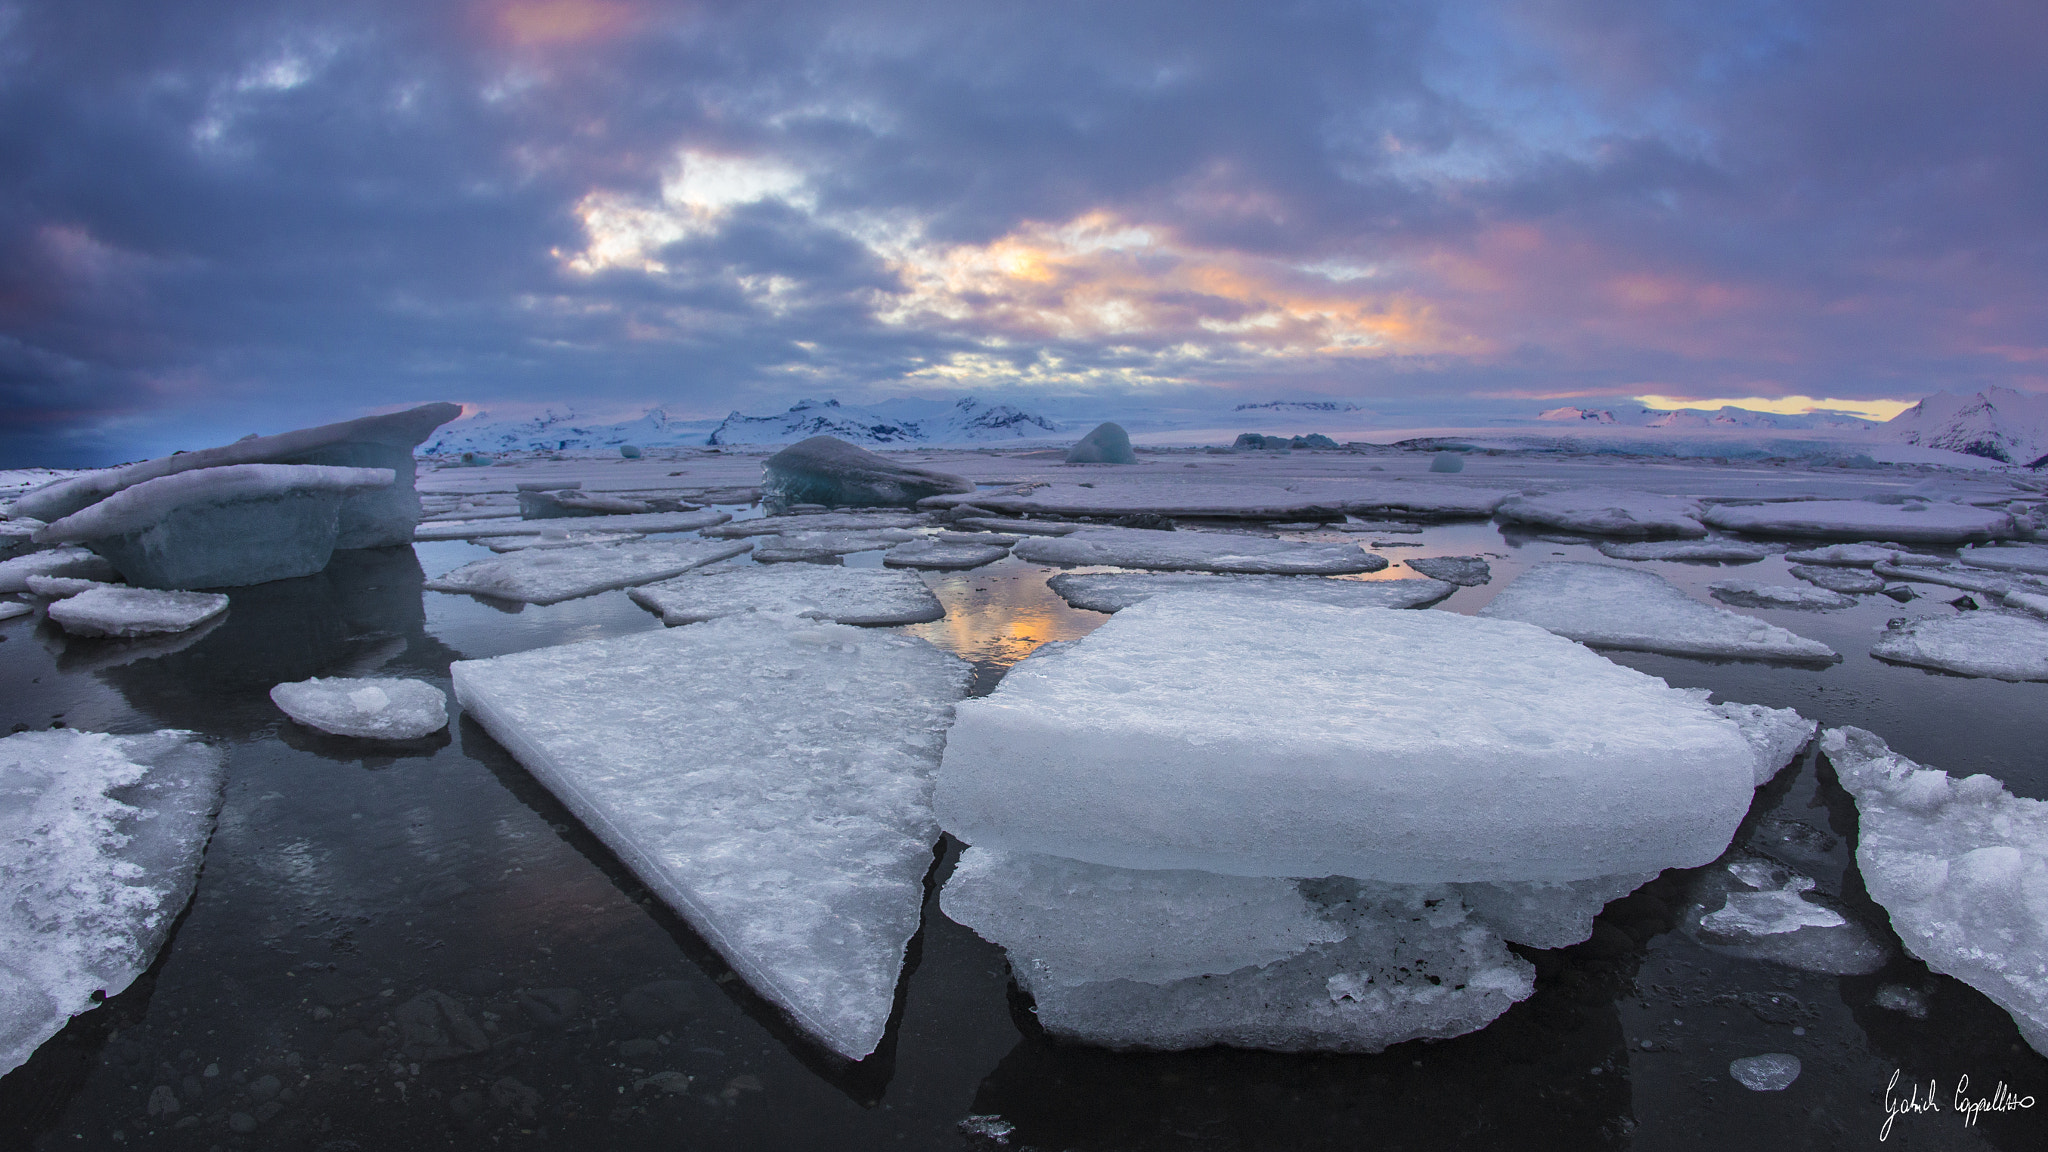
[2,517,2044,1150]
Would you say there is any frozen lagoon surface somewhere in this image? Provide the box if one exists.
[2,443,2046,1149]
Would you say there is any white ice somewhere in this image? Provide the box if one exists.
[1791,565,1886,594]
[1701,499,2016,544]
[1,730,226,1076]
[1686,857,1887,976]
[46,587,230,638]
[1959,542,2048,576]
[0,546,121,593]
[882,537,1012,570]
[1869,612,2048,681]
[1709,580,1856,611]
[923,479,1511,522]
[451,616,970,1060]
[412,509,730,541]
[423,538,752,604]
[485,529,645,552]
[1821,727,2048,1054]
[1046,571,1454,613]
[24,575,119,598]
[1478,562,1839,663]
[0,602,29,622]
[1597,540,1772,562]
[752,529,921,563]
[1012,527,1386,575]
[628,565,945,626]
[270,677,450,740]
[1783,542,1925,567]
[1496,488,1707,537]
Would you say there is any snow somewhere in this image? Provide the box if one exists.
[882,537,1012,570]
[1869,612,2048,681]
[1958,542,2048,576]
[628,565,945,626]
[1700,499,2016,544]
[1885,386,2048,466]
[1709,580,1855,610]
[753,529,920,563]
[1403,555,1490,586]
[1684,857,1887,975]
[413,509,730,541]
[46,587,231,638]
[1791,565,1886,594]
[1065,422,1137,464]
[0,546,121,593]
[1821,727,2048,1054]
[935,591,1757,883]
[1046,572,1455,613]
[1,730,226,1076]
[424,538,753,604]
[451,616,970,1060]
[1478,563,1839,663]
[1495,488,1707,537]
[1597,540,1772,562]
[270,677,450,740]
[1012,527,1387,575]
[703,512,929,538]
[762,437,976,508]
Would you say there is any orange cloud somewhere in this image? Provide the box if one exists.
[490,0,640,47]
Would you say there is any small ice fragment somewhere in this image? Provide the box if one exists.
[270,677,449,740]
[1791,565,1885,593]
[1873,984,1930,1019]
[46,587,230,638]
[1729,1053,1802,1091]
[1405,555,1490,586]
[1702,500,2014,545]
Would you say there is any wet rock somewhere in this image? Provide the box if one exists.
[246,1074,282,1104]
[229,1111,259,1133]
[393,991,490,1060]
[308,973,375,1008]
[515,987,586,1029]
[490,1076,540,1119]
[618,980,698,1035]
[147,1085,180,1116]
[449,1090,486,1121]
[326,1030,380,1064]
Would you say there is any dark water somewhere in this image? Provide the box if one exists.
[2,519,2044,1151]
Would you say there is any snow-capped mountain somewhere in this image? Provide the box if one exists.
[705,397,1060,445]
[1531,405,1876,431]
[420,406,721,455]
[1232,401,1364,414]
[1537,407,1618,423]
[1886,387,2048,466]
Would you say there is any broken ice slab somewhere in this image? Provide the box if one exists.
[0,545,121,593]
[882,538,1011,570]
[1451,873,1658,950]
[1046,571,1454,614]
[0,519,42,561]
[628,565,945,626]
[1708,580,1855,611]
[1791,565,1886,594]
[24,575,119,598]
[1871,560,2038,598]
[753,530,921,563]
[1597,539,1772,563]
[270,677,449,740]
[936,591,1757,884]
[46,587,230,638]
[762,436,975,509]
[1870,612,2048,681]
[1496,489,1707,538]
[1821,727,2048,1054]
[1681,856,1888,975]
[922,480,1511,522]
[1701,499,2016,544]
[1698,697,1817,786]
[484,530,645,552]
[411,508,730,541]
[1404,555,1490,586]
[1478,562,1839,663]
[423,538,752,604]
[451,617,970,1061]
[950,516,1081,536]
[1783,542,1928,567]
[0,601,30,622]
[1957,542,2048,576]
[1013,527,1387,575]
[701,512,930,538]
[1,730,227,1076]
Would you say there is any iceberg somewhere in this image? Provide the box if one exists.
[882,537,1012,570]
[628,565,945,626]
[1709,581,1855,611]
[1012,528,1387,575]
[1496,489,1707,537]
[270,677,449,740]
[0,546,121,593]
[424,538,752,604]
[1064,422,1138,465]
[1869,613,2048,681]
[1403,555,1490,586]
[1700,499,2015,544]
[1046,571,1455,613]
[762,436,976,509]
[1791,565,1885,594]
[46,587,231,638]
[412,508,729,541]
[1597,540,1772,563]
[1478,563,1839,663]
[1,730,227,1076]
[452,617,970,1060]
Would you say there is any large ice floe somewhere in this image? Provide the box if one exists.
[452,616,970,1060]
[1869,612,2048,681]
[1495,489,1707,537]
[762,436,975,509]
[1597,539,1772,563]
[1012,527,1387,575]
[1,729,227,1076]
[1478,562,1839,663]
[1821,727,2048,1054]
[1958,542,2048,576]
[628,565,945,626]
[1046,571,1454,613]
[412,509,729,542]
[1708,580,1856,611]
[1700,499,2016,544]
[423,538,751,604]
[753,530,920,563]
[270,677,450,740]
[46,587,230,637]
[882,536,1013,570]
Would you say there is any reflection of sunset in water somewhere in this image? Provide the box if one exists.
[898,558,1108,689]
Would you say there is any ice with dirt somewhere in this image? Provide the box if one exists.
[1496,489,1707,537]
[762,436,975,509]
[1479,562,1839,663]
[936,591,1758,883]
[1821,727,2048,1055]
[1701,499,2015,544]
[1046,571,1454,613]
[423,538,752,604]
[1709,581,1855,611]
[270,678,450,740]
[1869,612,2048,681]
[451,616,970,1060]
[46,587,230,638]
[1,730,227,1076]
[628,565,945,626]
[1012,527,1386,575]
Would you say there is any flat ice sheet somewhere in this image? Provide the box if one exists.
[451,618,970,1060]
[1869,612,2048,681]
[1701,500,2015,544]
[1047,571,1454,613]
[46,587,231,637]
[882,538,1011,570]
[424,538,752,604]
[1013,527,1386,575]
[1959,543,2048,576]
[753,530,920,563]
[1496,489,1707,537]
[0,547,120,594]
[1597,540,1772,562]
[629,565,945,626]
[412,509,730,541]
[1709,581,1855,611]
[702,512,930,538]
[936,591,1757,883]
[1478,562,1839,663]
[923,479,1511,521]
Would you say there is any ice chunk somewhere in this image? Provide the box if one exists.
[485,529,645,552]
[1497,489,1707,538]
[1478,563,1839,663]
[46,587,230,638]
[517,490,659,518]
[1404,555,1490,586]
[628,565,944,626]
[1958,542,2048,576]
[753,529,920,563]
[1730,1054,1802,1091]
[0,546,120,593]
[0,601,29,622]
[762,436,975,509]
[269,677,449,740]
[882,538,1011,570]
[1872,560,2036,598]
[1013,527,1387,575]
[1709,580,1855,611]
[412,508,729,541]
[1819,727,2048,1054]
[1873,984,1930,1019]
[1064,422,1137,464]
[1791,565,1885,593]
[936,591,1757,883]
[1684,857,1887,975]
[1869,612,2048,681]
[424,538,752,604]
[1701,500,2015,544]
[1597,540,1772,562]
[1046,571,1454,613]
[1,730,226,1076]
[1428,452,1464,473]
[701,512,930,538]
[2003,588,2048,621]
[1451,872,1657,949]
[24,575,119,598]
[1784,542,1921,567]
[0,518,43,561]
[1702,699,1817,785]
[452,617,970,1060]
[952,516,1080,536]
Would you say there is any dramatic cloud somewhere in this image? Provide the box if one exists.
[1,0,2042,462]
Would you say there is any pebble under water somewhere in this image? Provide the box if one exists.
[2,514,2045,1151]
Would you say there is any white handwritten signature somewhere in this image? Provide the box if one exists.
[1882,1069,2036,1141]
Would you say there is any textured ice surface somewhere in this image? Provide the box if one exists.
[485,529,645,552]
[1597,540,1772,562]
[1403,555,1490,586]
[1065,422,1137,464]
[1,730,226,1076]
[1791,565,1886,593]
[762,436,975,508]
[753,530,920,563]
[424,538,752,604]
[1496,489,1707,537]
[2003,589,2048,620]
[1730,1054,1802,1091]
[1821,727,2048,1054]
[952,517,1079,536]
[1959,542,2048,576]
[1872,561,2036,598]
[923,480,1509,522]
[1701,698,1817,785]
[46,587,230,638]
[937,591,1756,883]
[1478,563,1839,663]
[702,512,929,538]
[0,519,41,561]
[1701,499,2015,544]
[413,509,730,541]
[24,575,118,598]
[628,565,944,626]
[1046,571,1454,613]
[516,490,667,518]
[1869,612,2048,681]
[1013,528,1387,575]
[270,677,450,740]
[1451,873,1657,949]
[1685,857,1887,975]
[882,538,1011,570]
[0,545,123,593]
[0,601,29,622]
[451,617,970,1060]
[1709,580,1855,610]
[1784,542,1920,566]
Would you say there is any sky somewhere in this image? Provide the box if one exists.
[2,0,2044,465]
